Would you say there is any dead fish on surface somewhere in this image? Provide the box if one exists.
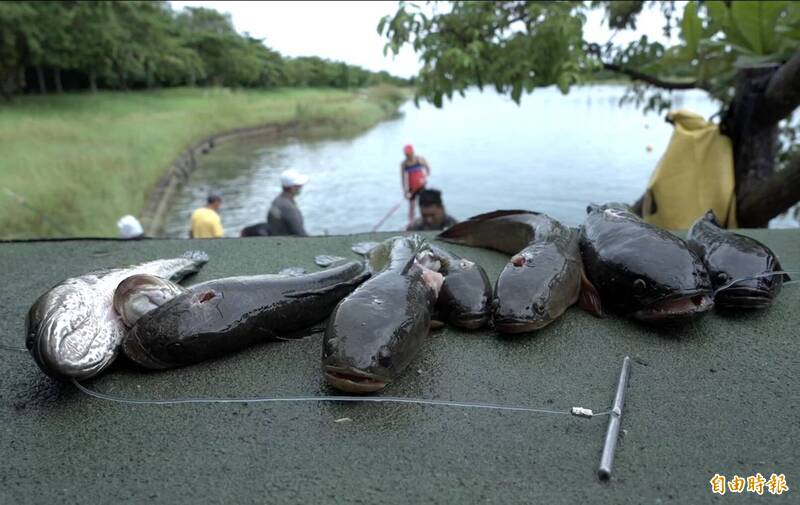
[323,236,443,393]
[25,251,208,379]
[314,255,347,268]
[124,261,369,369]
[418,246,492,330]
[580,204,713,323]
[439,210,601,333]
[688,210,790,309]
[354,240,492,330]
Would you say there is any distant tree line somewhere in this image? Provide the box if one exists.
[0,1,409,98]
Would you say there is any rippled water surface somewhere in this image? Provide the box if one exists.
[163,86,795,237]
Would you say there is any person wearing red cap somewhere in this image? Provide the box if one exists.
[400,144,430,224]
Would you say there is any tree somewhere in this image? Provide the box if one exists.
[380,1,800,227]
[0,2,41,98]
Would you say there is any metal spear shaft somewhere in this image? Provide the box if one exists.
[598,356,631,480]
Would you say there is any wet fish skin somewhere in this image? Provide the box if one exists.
[438,210,593,333]
[124,261,369,369]
[427,245,492,330]
[323,236,443,393]
[25,251,209,379]
[114,274,187,328]
[580,204,713,323]
[688,210,788,309]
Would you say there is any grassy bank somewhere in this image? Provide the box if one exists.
[0,85,408,239]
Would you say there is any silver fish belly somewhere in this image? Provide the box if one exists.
[25,251,208,379]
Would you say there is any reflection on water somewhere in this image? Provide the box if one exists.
[162,85,796,237]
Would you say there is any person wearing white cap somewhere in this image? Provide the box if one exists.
[117,215,144,239]
[267,169,310,236]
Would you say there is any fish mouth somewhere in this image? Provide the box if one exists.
[452,312,490,330]
[323,366,387,393]
[632,293,714,323]
[714,287,774,309]
[493,316,552,334]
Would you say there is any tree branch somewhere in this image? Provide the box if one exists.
[737,152,800,227]
[757,50,800,127]
[602,62,698,90]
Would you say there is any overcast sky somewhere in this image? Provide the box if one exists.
[169,1,680,78]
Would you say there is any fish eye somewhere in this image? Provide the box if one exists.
[632,279,646,293]
[716,272,729,284]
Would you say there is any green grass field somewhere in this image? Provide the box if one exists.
[0,86,407,239]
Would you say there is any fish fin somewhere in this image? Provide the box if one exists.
[351,241,381,256]
[284,272,370,298]
[182,250,209,264]
[703,210,722,227]
[578,270,604,317]
[278,267,306,276]
[437,210,537,242]
[430,319,445,331]
[314,255,347,268]
[401,236,429,275]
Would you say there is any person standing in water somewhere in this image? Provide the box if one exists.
[267,168,310,236]
[400,144,430,224]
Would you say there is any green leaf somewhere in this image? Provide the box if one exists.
[730,1,788,54]
[704,1,728,33]
[511,82,522,103]
[432,90,443,108]
[680,1,701,57]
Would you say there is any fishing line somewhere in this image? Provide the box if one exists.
[71,378,611,418]
[713,270,800,295]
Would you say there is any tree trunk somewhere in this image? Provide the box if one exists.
[724,54,800,227]
[54,68,63,93]
[89,72,98,93]
[35,65,47,94]
[722,66,780,227]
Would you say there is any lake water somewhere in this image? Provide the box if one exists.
[163,85,796,237]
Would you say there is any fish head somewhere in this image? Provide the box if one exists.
[582,208,714,323]
[436,258,492,329]
[611,243,713,323]
[322,265,441,393]
[492,245,577,333]
[113,274,187,327]
[706,242,787,309]
[25,279,112,378]
[124,288,223,369]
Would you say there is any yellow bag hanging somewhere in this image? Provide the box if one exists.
[642,109,737,229]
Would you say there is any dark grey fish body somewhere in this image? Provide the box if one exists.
[323,236,443,393]
[427,245,492,329]
[124,261,369,369]
[438,210,594,333]
[580,204,713,323]
[25,251,208,379]
[688,211,788,309]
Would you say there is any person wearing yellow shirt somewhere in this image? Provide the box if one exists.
[189,192,224,238]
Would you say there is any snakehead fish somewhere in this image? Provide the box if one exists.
[124,261,369,369]
[688,210,789,309]
[323,236,444,393]
[438,210,601,333]
[580,204,713,323]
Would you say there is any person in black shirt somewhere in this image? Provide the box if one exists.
[406,188,458,231]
